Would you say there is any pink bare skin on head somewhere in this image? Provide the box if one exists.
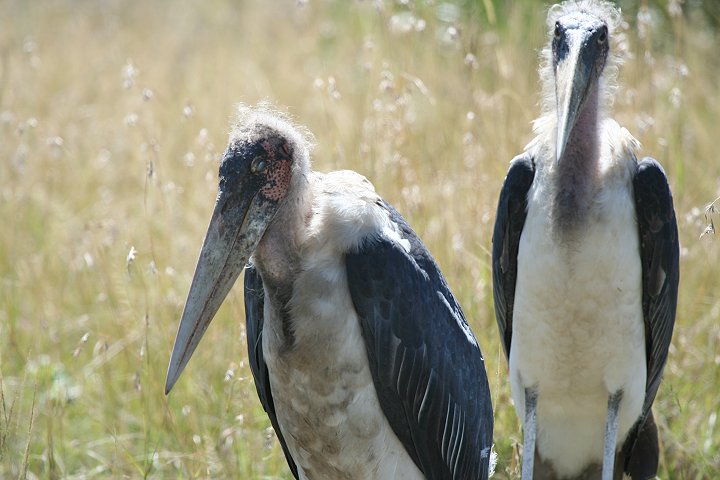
[260,139,293,202]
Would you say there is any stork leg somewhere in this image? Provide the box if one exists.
[522,387,538,480]
[602,390,623,480]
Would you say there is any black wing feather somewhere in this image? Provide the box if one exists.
[634,157,679,416]
[623,157,679,478]
[491,153,536,358]
[346,201,494,480]
[244,265,299,479]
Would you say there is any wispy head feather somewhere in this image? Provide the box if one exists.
[230,102,315,166]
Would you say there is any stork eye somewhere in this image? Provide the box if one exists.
[251,156,268,174]
[554,22,562,40]
[598,27,608,44]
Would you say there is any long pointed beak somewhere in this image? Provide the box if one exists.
[555,31,596,164]
[165,190,268,394]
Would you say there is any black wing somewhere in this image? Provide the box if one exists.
[634,157,680,416]
[622,157,679,478]
[244,265,299,479]
[346,201,494,480]
[491,153,536,358]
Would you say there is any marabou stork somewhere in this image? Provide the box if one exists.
[491,2,679,479]
[166,105,494,479]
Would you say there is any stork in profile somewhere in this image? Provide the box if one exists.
[492,1,679,479]
[165,105,494,479]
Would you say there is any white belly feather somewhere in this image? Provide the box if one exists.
[262,253,421,479]
[509,166,646,478]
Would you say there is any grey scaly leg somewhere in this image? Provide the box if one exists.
[522,387,538,480]
[602,390,623,480]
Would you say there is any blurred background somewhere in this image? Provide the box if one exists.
[0,0,718,478]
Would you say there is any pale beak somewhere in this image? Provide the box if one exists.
[165,188,274,394]
[555,30,597,164]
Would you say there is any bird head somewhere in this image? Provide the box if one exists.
[165,105,312,394]
[534,1,622,163]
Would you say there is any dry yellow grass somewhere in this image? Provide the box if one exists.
[0,0,718,478]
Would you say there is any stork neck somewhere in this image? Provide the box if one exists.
[254,176,311,298]
[553,85,601,232]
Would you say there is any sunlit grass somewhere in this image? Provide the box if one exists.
[0,0,718,478]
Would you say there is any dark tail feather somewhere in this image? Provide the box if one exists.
[622,410,659,479]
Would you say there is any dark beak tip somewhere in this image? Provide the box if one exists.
[165,374,180,395]
[165,365,181,395]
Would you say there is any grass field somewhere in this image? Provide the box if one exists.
[1,0,719,478]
